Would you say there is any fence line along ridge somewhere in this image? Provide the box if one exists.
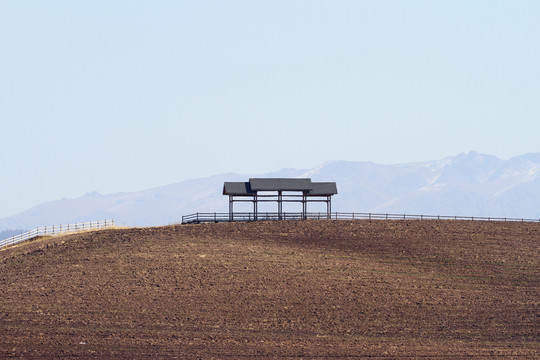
[182,212,540,224]
[0,219,115,249]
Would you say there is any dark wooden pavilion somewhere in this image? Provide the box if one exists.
[223,178,338,221]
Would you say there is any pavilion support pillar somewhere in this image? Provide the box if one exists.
[327,195,331,220]
[229,195,234,222]
[253,195,258,221]
[302,192,307,220]
[278,191,283,220]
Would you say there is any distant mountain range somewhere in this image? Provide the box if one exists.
[1,151,539,232]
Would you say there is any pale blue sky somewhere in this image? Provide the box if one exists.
[1,1,539,218]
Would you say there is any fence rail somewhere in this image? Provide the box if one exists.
[0,219,115,250]
[182,212,540,224]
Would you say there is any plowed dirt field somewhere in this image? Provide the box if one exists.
[1,220,539,358]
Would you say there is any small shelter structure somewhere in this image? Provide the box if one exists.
[223,178,338,220]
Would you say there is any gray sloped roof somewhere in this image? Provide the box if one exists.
[308,182,338,195]
[223,178,338,196]
[249,178,313,191]
[223,182,255,195]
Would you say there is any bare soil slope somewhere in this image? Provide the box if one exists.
[1,220,539,359]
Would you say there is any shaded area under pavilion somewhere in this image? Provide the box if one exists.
[223,178,338,221]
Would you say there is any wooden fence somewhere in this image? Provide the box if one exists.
[0,219,115,250]
[182,212,540,224]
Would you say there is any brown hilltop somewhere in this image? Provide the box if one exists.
[1,220,539,358]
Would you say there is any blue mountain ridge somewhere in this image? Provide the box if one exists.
[1,151,539,231]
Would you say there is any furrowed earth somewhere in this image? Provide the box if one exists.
[0,220,538,359]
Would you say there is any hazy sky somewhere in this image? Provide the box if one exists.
[1,1,539,218]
